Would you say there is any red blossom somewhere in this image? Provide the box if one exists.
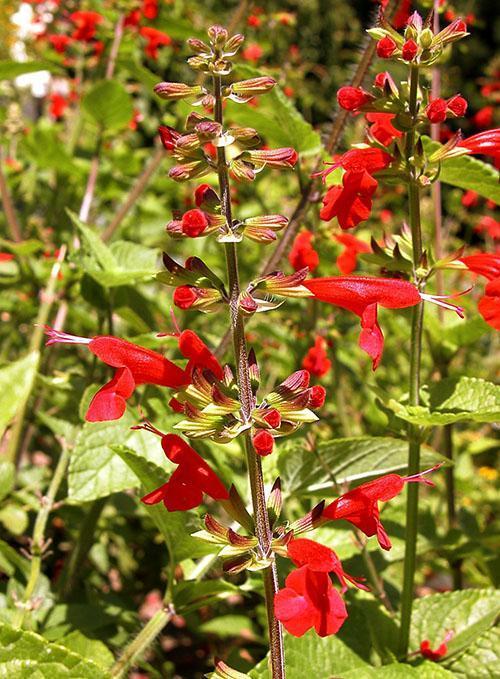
[178,329,223,380]
[140,430,229,511]
[478,278,500,330]
[0,253,14,262]
[320,170,378,231]
[242,43,263,61]
[289,231,319,272]
[376,36,397,59]
[446,94,468,117]
[472,106,494,129]
[142,0,158,20]
[140,26,172,59]
[304,277,422,369]
[287,538,368,592]
[366,113,403,146]
[48,34,72,53]
[274,566,348,637]
[158,125,181,151]
[302,336,331,377]
[461,189,479,208]
[474,215,500,240]
[252,429,274,456]
[420,631,454,661]
[460,253,500,280]
[337,86,374,111]
[459,129,500,160]
[335,233,371,274]
[308,384,326,409]
[173,285,198,309]
[426,98,448,123]
[401,39,418,61]
[48,93,69,119]
[181,209,209,237]
[69,11,103,42]
[322,465,442,549]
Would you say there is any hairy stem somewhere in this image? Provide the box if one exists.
[213,74,285,678]
[398,64,425,658]
[13,438,72,628]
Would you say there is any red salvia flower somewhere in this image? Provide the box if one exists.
[459,128,500,160]
[478,277,500,330]
[334,233,371,274]
[287,538,368,592]
[308,385,326,408]
[301,336,331,377]
[178,328,224,380]
[446,94,468,117]
[319,170,378,231]
[140,27,172,59]
[426,98,448,123]
[142,0,158,20]
[460,253,500,280]
[48,93,69,119]
[420,631,454,661]
[69,11,103,42]
[472,106,494,129]
[366,113,403,146]
[376,36,397,58]
[289,231,319,272]
[322,465,442,550]
[274,566,348,637]
[461,189,479,208]
[401,39,418,61]
[181,209,209,237]
[242,43,263,61]
[48,34,72,53]
[252,429,274,456]
[173,285,199,309]
[474,215,500,240]
[337,86,374,111]
[139,428,229,511]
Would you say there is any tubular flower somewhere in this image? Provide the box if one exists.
[420,632,454,662]
[289,231,319,272]
[252,429,274,456]
[365,113,403,146]
[69,11,103,42]
[274,566,348,637]
[322,465,442,550]
[287,539,368,593]
[459,253,500,280]
[401,39,418,61]
[48,34,72,53]
[140,27,172,59]
[459,128,500,161]
[478,278,500,330]
[301,336,331,377]
[334,233,371,275]
[304,276,465,369]
[139,428,229,511]
[474,216,500,240]
[337,86,374,111]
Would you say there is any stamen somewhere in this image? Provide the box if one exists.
[404,462,444,486]
[310,161,341,183]
[131,419,166,438]
[40,325,92,346]
[419,287,472,318]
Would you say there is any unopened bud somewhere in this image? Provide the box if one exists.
[195,183,220,209]
[308,385,326,409]
[419,28,433,49]
[208,24,228,47]
[154,82,203,100]
[252,429,274,456]
[230,77,276,97]
[223,33,244,55]
[187,37,211,55]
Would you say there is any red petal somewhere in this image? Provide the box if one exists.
[85,367,135,422]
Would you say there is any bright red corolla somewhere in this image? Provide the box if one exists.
[44,327,222,421]
[140,27,172,59]
[334,233,371,274]
[304,277,421,369]
[139,428,229,511]
[289,231,319,272]
[337,86,374,111]
[420,631,454,661]
[376,36,397,58]
[302,336,331,377]
[459,128,500,160]
[478,278,500,330]
[460,253,500,280]
[69,11,103,42]
[274,566,348,637]
[366,113,402,146]
[322,465,441,550]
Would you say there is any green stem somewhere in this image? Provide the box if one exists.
[398,64,425,658]
[110,607,173,678]
[13,438,72,628]
[213,74,285,679]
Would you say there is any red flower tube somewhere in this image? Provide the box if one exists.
[334,233,371,275]
[301,336,331,377]
[478,277,500,330]
[289,231,319,272]
[460,253,500,280]
[459,128,500,160]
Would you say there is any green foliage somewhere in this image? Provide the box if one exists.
[0,352,39,440]
[0,61,62,79]
[447,627,500,678]
[82,81,134,131]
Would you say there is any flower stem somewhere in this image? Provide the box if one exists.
[213,74,285,679]
[398,64,425,658]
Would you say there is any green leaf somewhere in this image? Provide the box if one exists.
[0,352,39,440]
[82,80,133,131]
[225,65,322,155]
[341,663,454,677]
[173,580,239,615]
[113,445,214,561]
[249,630,369,678]
[423,137,500,203]
[0,622,110,678]
[0,462,15,503]
[410,589,500,658]
[67,411,167,503]
[387,377,500,426]
[0,61,62,80]
[199,614,257,639]
[278,436,446,497]
[447,626,500,678]
[58,631,114,670]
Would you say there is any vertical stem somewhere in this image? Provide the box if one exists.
[13,439,72,628]
[0,146,23,242]
[213,74,285,679]
[398,64,425,658]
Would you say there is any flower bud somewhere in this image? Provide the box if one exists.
[154,82,203,100]
[247,147,298,168]
[208,24,228,47]
[187,38,211,55]
[230,77,276,97]
[263,408,282,429]
[308,385,326,409]
[173,285,198,309]
[446,94,468,117]
[181,209,209,237]
[195,184,220,209]
[158,125,181,151]
[402,39,418,61]
[376,36,397,59]
[425,98,448,123]
[223,33,245,56]
[419,28,433,49]
[337,86,374,111]
[252,429,274,456]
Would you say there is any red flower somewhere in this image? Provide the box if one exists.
[140,429,229,511]
[459,129,500,161]
[69,11,103,42]
[478,277,500,330]
[461,189,479,208]
[472,106,494,129]
[142,0,158,20]
[274,566,347,637]
[420,631,454,661]
[289,231,319,272]
[376,36,397,59]
[322,465,442,550]
[140,27,172,59]
[320,170,378,231]
[392,0,412,28]
[124,9,141,28]
[0,253,14,262]
[335,233,371,275]
[247,15,262,28]
[287,538,368,592]
[158,125,181,151]
[242,43,263,61]
[48,34,72,53]
[460,253,500,280]
[446,94,468,117]
[304,276,422,369]
[48,93,69,119]
[178,328,224,380]
[366,113,403,146]
[181,209,209,237]
[474,215,500,240]
[402,39,418,61]
[302,336,331,377]
[425,98,448,123]
[252,429,274,456]
[173,285,198,309]
[337,86,374,111]
[308,385,326,408]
